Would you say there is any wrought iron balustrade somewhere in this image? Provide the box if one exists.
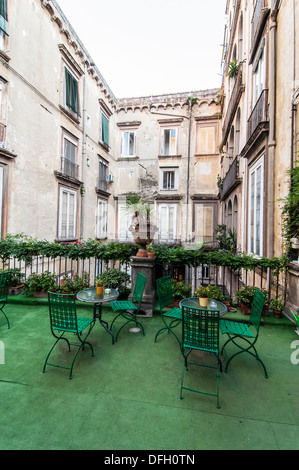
[61,157,79,179]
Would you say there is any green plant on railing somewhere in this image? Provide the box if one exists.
[280,162,299,255]
[22,271,58,295]
[228,60,239,78]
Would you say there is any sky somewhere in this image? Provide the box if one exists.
[56,0,227,98]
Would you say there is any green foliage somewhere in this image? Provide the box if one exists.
[270,298,283,312]
[281,163,299,249]
[0,268,24,286]
[194,286,209,298]
[96,269,131,300]
[215,225,237,253]
[228,60,239,78]
[205,284,224,301]
[23,271,58,294]
[59,272,89,294]
[171,279,192,299]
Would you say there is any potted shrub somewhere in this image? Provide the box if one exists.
[195,285,209,307]
[96,269,131,300]
[235,285,256,315]
[228,60,239,78]
[59,272,89,295]
[205,284,224,302]
[171,279,192,306]
[146,243,155,259]
[270,298,284,318]
[2,268,25,295]
[23,271,58,297]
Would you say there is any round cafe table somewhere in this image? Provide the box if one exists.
[77,287,119,344]
[179,297,228,316]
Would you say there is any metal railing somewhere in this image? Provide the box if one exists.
[61,157,79,179]
[247,89,268,140]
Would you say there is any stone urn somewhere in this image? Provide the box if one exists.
[129,211,157,257]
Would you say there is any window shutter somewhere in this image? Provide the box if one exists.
[102,114,109,145]
[65,68,78,114]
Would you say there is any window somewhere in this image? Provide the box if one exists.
[117,202,134,242]
[98,157,108,192]
[0,0,8,52]
[158,204,177,242]
[196,124,217,154]
[160,168,177,191]
[253,41,265,104]
[64,66,79,115]
[248,157,264,256]
[162,128,177,156]
[62,134,78,179]
[194,203,217,245]
[58,188,77,240]
[101,112,109,147]
[96,199,107,239]
[121,130,136,157]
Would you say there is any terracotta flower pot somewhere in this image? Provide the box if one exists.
[240,303,251,315]
[147,251,155,259]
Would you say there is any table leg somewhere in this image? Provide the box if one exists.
[93,303,115,344]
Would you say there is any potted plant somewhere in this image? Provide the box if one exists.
[23,271,58,297]
[171,279,192,306]
[205,284,224,302]
[146,243,155,259]
[194,285,209,307]
[96,278,104,295]
[2,268,25,295]
[270,298,284,318]
[96,269,131,300]
[235,285,256,315]
[59,272,89,295]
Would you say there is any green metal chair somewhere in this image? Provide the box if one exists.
[220,287,268,377]
[43,292,95,379]
[109,272,146,341]
[0,271,12,329]
[180,305,221,408]
[154,276,182,349]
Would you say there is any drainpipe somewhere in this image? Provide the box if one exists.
[80,62,87,240]
[185,101,192,243]
[267,3,279,259]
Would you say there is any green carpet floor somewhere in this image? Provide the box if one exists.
[0,295,298,450]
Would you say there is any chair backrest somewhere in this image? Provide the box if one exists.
[249,288,265,333]
[48,292,78,332]
[0,271,11,302]
[156,276,174,310]
[182,305,220,353]
[132,272,146,306]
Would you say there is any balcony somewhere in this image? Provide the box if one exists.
[221,65,245,147]
[249,0,270,64]
[61,157,79,180]
[241,89,269,157]
[220,156,242,200]
[96,176,109,194]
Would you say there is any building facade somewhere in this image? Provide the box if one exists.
[0,0,221,249]
[220,0,299,309]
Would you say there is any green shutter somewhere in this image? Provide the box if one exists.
[102,114,109,146]
[0,0,8,35]
[65,68,78,114]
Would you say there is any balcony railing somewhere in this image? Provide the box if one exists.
[250,0,270,63]
[61,157,79,179]
[96,177,109,193]
[220,156,241,200]
[222,65,245,146]
[247,89,268,141]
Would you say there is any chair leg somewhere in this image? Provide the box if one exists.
[0,306,10,329]
[222,335,268,378]
[111,311,144,342]
[154,318,182,350]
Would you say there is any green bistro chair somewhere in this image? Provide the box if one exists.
[109,272,146,342]
[180,305,221,408]
[220,287,268,378]
[0,271,12,329]
[43,292,95,379]
[155,276,182,350]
